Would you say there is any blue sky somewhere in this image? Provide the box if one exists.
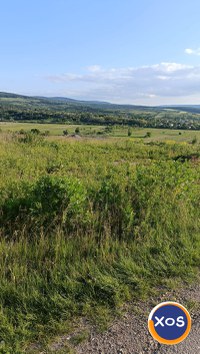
[1,0,200,105]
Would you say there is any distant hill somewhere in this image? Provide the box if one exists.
[0,92,154,111]
[0,92,200,130]
[1,92,200,112]
[0,92,30,99]
[161,105,200,114]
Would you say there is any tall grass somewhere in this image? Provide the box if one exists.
[0,134,199,353]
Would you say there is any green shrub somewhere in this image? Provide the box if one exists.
[18,131,44,144]
[1,176,88,233]
[31,175,87,229]
[93,176,134,239]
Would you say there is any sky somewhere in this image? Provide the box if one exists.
[1,0,200,105]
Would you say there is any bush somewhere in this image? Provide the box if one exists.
[93,177,134,239]
[44,130,50,136]
[18,131,44,144]
[63,129,68,136]
[1,175,88,234]
[128,128,132,137]
[31,175,87,228]
[30,128,41,135]
[145,132,151,138]
[191,136,197,144]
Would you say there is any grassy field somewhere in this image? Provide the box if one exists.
[1,121,200,142]
[0,129,199,353]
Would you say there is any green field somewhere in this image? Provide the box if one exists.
[1,122,200,142]
[0,130,199,353]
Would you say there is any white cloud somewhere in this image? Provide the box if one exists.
[87,65,102,72]
[157,75,170,80]
[153,62,191,72]
[185,48,200,56]
[45,62,200,105]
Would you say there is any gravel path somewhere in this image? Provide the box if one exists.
[45,283,199,354]
[76,284,200,354]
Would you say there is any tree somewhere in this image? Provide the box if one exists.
[75,127,80,134]
[145,132,151,138]
[63,129,68,136]
[31,128,40,135]
[191,136,197,145]
[128,128,132,137]
[105,126,112,133]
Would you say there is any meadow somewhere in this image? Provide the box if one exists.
[0,129,199,353]
[1,121,200,142]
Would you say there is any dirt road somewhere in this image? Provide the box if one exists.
[76,284,200,354]
[46,283,199,354]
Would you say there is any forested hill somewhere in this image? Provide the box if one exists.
[1,92,200,129]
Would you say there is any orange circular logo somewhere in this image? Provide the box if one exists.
[148,301,191,345]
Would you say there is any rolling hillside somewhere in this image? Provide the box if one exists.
[0,92,200,129]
